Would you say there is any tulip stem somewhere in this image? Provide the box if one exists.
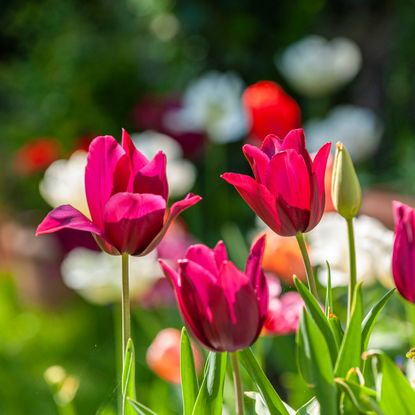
[346,218,357,323]
[296,233,319,300]
[230,352,245,415]
[121,253,131,361]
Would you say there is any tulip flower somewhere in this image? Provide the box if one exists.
[222,129,331,237]
[392,201,415,303]
[159,236,268,352]
[36,130,201,256]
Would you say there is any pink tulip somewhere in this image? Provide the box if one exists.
[36,130,201,256]
[222,129,331,236]
[159,236,269,352]
[392,201,415,302]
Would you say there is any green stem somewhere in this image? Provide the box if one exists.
[296,232,319,300]
[230,352,244,415]
[346,218,357,323]
[121,253,131,361]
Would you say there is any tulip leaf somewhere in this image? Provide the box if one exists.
[334,283,363,378]
[361,289,395,351]
[245,391,296,415]
[239,348,290,415]
[191,352,226,415]
[324,261,333,317]
[294,277,339,362]
[122,338,136,415]
[180,328,199,415]
[127,398,157,415]
[295,397,320,415]
[296,310,337,415]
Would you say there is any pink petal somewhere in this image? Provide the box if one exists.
[85,136,127,229]
[103,192,166,255]
[36,205,102,236]
[134,151,168,200]
[185,244,218,276]
[281,129,312,172]
[139,193,202,256]
[213,241,228,269]
[243,144,270,184]
[261,134,283,158]
[159,258,180,289]
[307,142,331,232]
[221,172,281,233]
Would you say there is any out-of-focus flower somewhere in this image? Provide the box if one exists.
[61,248,161,304]
[165,71,248,143]
[131,131,196,197]
[222,129,331,236]
[36,131,201,256]
[324,154,335,212]
[242,80,301,142]
[277,35,361,97]
[159,237,268,352]
[146,328,203,384]
[392,202,415,302]
[40,151,89,217]
[308,212,393,287]
[305,105,383,163]
[14,138,61,176]
[262,275,304,336]
[44,365,80,407]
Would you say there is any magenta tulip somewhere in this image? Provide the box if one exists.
[36,130,201,256]
[222,129,331,236]
[392,201,415,302]
[159,236,268,352]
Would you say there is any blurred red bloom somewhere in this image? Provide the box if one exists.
[146,328,203,384]
[242,80,301,142]
[14,138,60,175]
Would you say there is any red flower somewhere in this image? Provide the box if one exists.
[242,80,301,142]
[392,201,415,302]
[159,237,268,352]
[14,138,60,175]
[222,129,331,236]
[36,130,201,256]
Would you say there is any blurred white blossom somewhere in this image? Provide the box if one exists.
[308,213,393,287]
[277,35,361,97]
[165,71,248,143]
[61,248,161,304]
[305,105,383,162]
[132,131,196,197]
[40,151,89,217]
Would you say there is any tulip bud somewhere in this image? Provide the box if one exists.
[331,142,361,219]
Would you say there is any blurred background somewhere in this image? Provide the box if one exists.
[0,0,415,413]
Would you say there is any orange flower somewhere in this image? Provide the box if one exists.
[260,230,306,284]
[146,328,203,384]
[324,154,334,212]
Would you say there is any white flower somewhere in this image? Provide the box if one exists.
[305,105,383,162]
[277,35,362,97]
[61,248,161,305]
[132,131,196,197]
[165,71,248,143]
[308,213,393,287]
[39,151,89,217]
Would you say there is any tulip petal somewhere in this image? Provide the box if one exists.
[243,144,269,184]
[221,172,281,233]
[281,129,312,172]
[307,142,331,231]
[213,241,228,269]
[85,136,127,228]
[36,204,102,236]
[139,193,202,256]
[261,134,283,158]
[103,192,166,255]
[159,258,180,289]
[185,244,218,276]
[134,151,168,200]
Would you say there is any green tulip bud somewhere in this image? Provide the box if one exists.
[331,142,361,219]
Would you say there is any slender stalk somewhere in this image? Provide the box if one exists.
[121,253,131,361]
[346,218,357,323]
[230,352,244,415]
[296,232,319,300]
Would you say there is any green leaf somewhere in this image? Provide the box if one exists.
[191,352,227,415]
[297,310,337,415]
[180,328,199,415]
[127,399,157,415]
[324,261,333,317]
[294,277,339,363]
[361,289,395,351]
[239,348,290,415]
[122,338,136,415]
[334,283,363,378]
[296,397,320,415]
[328,315,344,347]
